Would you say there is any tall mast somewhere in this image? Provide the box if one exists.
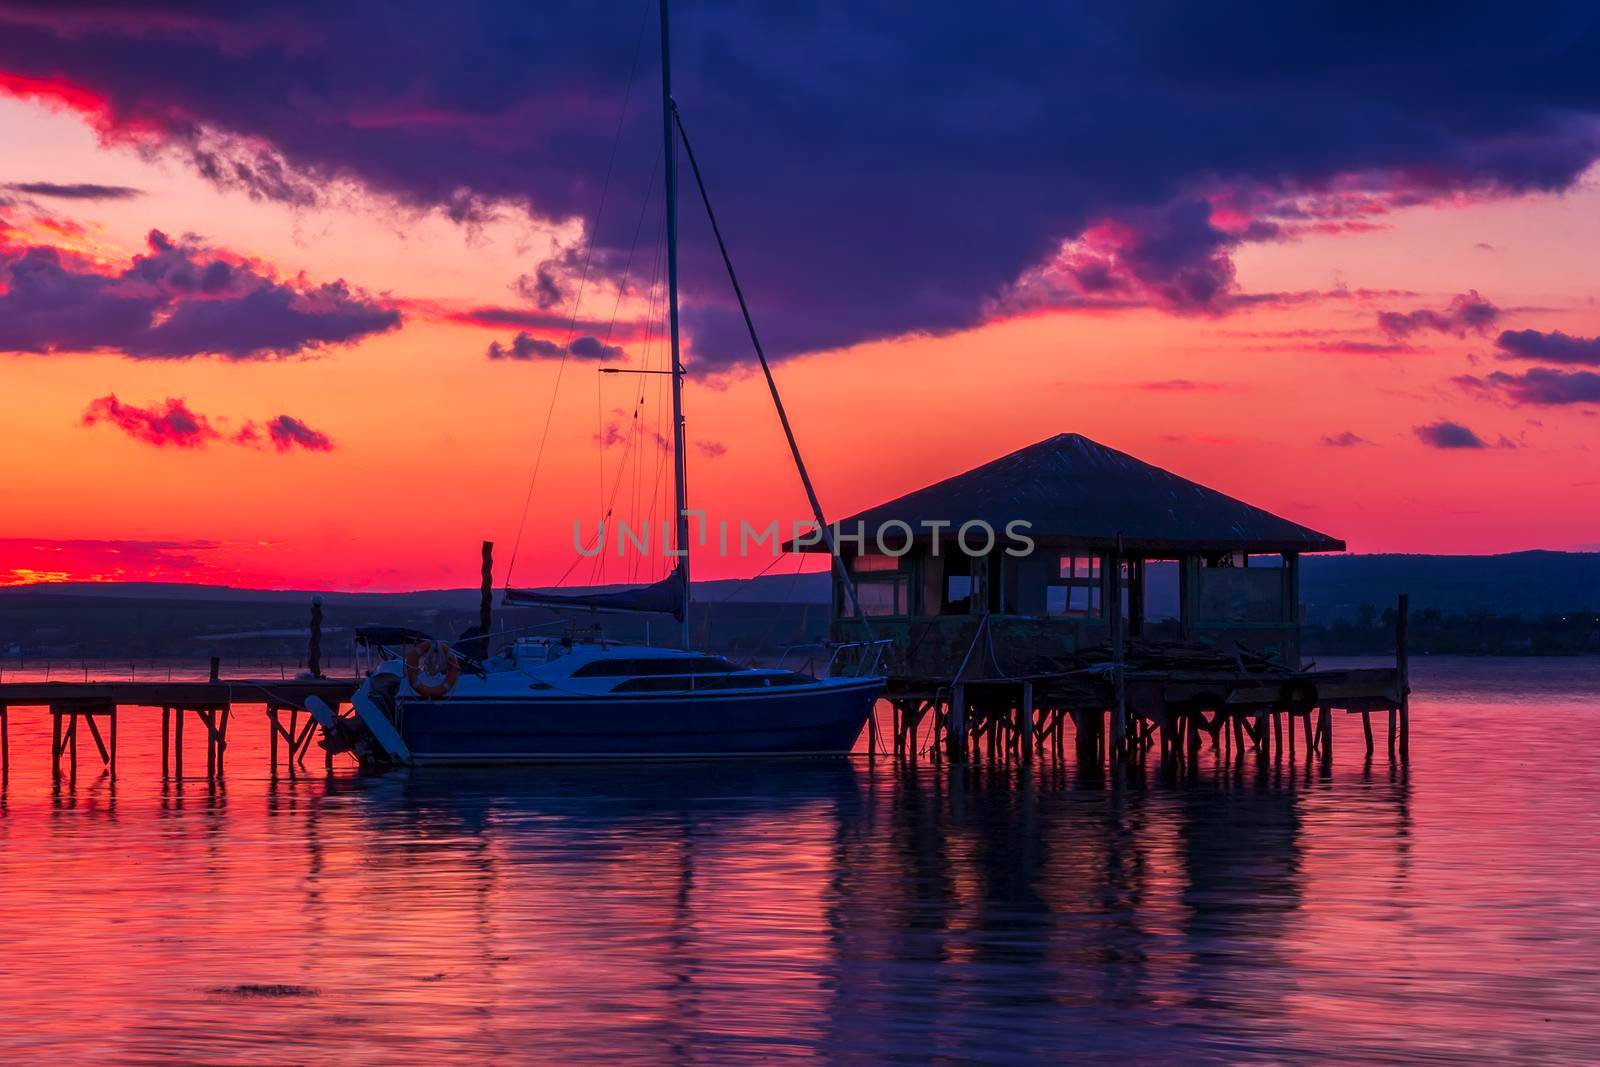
[660,0,691,649]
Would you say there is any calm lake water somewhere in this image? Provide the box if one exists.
[1,656,1597,1063]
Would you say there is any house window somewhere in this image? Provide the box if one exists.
[851,554,909,616]
[940,554,974,614]
[1046,554,1102,617]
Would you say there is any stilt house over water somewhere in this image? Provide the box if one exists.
[812,433,1345,681]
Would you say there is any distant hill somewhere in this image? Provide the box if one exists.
[0,577,833,661]
[0,573,833,606]
[1299,551,1600,622]
[3,552,1595,659]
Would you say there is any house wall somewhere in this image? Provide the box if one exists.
[833,544,1305,675]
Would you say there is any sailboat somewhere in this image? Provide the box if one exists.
[324,0,884,764]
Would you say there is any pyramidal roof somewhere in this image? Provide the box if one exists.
[831,433,1343,554]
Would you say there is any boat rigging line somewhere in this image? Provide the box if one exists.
[671,103,873,642]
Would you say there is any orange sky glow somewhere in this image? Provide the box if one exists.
[1,92,1596,592]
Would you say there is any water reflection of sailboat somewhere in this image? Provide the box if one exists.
[392,760,865,836]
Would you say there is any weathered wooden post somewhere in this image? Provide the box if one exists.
[307,595,324,678]
[217,708,230,775]
[1020,681,1034,762]
[480,540,494,642]
[209,656,221,684]
[1396,592,1410,763]
[948,683,967,762]
[1110,551,1127,757]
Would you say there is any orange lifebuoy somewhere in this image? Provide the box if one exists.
[404,639,460,698]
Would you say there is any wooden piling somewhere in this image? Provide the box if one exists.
[1362,710,1374,757]
[307,596,324,678]
[1110,551,1127,757]
[948,684,967,762]
[86,713,109,766]
[1396,592,1410,763]
[480,540,495,642]
[217,708,230,774]
[1020,682,1034,763]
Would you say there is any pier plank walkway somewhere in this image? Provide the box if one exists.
[0,678,359,781]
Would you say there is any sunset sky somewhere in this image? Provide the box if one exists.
[1,2,1597,591]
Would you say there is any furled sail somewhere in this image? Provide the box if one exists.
[504,567,685,620]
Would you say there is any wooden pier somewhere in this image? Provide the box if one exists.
[0,678,358,782]
[875,663,1407,768]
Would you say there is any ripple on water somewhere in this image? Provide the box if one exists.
[0,657,1595,1062]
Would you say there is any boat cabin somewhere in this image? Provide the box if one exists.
[805,434,1344,679]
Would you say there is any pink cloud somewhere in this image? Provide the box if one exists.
[81,394,218,448]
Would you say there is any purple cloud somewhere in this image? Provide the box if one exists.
[81,394,218,447]
[265,414,334,452]
[515,264,565,309]
[997,199,1240,315]
[1481,368,1600,405]
[1495,329,1600,366]
[487,332,563,361]
[1308,340,1417,355]
[1378,290,1500,339]
[0,5,1597,367]
[566,335,623,360]
[1414,420,1489,449]
[4,181,142,200]
[1319,431,1374,447]
[487,331,622,361]
[695,439,727,459]
[0,230,399,359]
